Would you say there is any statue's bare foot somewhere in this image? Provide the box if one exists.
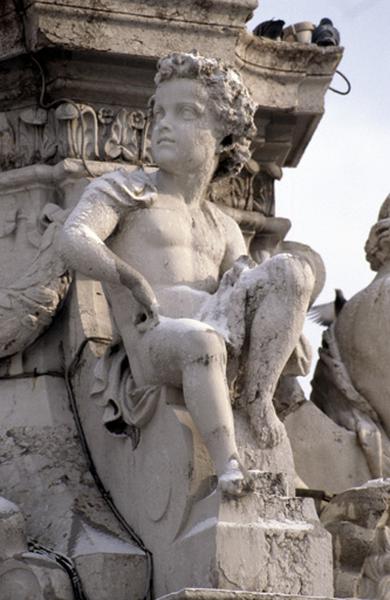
[249,401,286,449]
[218,458,252,498]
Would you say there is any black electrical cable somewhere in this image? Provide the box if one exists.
[329,69,352,96]
[28,539,88,600]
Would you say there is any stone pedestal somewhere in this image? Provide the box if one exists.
[163,472,332,597]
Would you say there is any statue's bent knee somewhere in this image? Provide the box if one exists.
[182,327,226,366]
[266,253,315,300]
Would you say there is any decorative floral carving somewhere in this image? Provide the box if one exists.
[209,159,281,217]
[55,103,99,160]
[0,104,151,171]
[97,107,114,125]
[128,110,146,130]
[19,107,57,165]
[104,108,139,161]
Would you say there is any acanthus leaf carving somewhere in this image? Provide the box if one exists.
[104,108,139,162]
[19,107,48,126]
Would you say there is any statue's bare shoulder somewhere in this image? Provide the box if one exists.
[64,168,157,243]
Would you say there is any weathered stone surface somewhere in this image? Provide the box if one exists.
[0,555,74,600]
[321,480,390,598]
[0,497,74,599]
[236,31,343,167]
[285,401,371,494]
[0,372,148,599]
[0,0,25,60]
[4,0,257,62]
[0,498,26,561]
[157,589,348,600]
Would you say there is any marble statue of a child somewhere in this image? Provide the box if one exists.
[61,52,314,496]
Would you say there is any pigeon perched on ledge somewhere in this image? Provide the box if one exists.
[253,19,285,41]
[312,18,340,47]
[308,288,347,327]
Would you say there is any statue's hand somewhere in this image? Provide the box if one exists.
[134,301,160,332]
[117,261,160,330]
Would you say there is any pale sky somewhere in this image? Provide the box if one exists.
[247,1,390,395]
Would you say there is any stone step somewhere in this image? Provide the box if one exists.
[220,490,319,526]
[157,588,352,600]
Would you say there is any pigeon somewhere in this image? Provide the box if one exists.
[312,18,340,47]
[308,288,347,327]
[253,19,285,41]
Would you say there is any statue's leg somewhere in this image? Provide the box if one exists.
[146,318,247,495]
[241,254,315,447]
[107,289,247,495]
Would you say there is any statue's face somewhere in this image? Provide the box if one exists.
[151,78,223,175]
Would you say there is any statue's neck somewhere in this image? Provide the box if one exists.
[156,167,213,207]
[375,260,390,279]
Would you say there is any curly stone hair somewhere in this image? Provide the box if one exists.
[150,51,257,179]
[365,195,390,271]
[365,218,390,271]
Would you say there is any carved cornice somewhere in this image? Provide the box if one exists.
[236,31,344,167]
[2,0,257,63]
[0,103,152,171]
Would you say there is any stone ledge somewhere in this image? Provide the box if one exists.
[157,589,351,600]
[16,0,257,62]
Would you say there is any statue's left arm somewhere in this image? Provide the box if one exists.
[219,210,248,274]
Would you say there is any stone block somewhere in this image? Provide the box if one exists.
[285,401,371,493]
[166,477,333,597]
[0,555,73,600]
[21,0,257,63]
[321,480,390,598]
[157,588,349,600]
[71,517,147,600]
[0,498,26,561]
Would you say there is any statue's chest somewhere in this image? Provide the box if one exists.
[117,205,225,259]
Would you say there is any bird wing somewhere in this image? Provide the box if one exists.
[308,301,336,327]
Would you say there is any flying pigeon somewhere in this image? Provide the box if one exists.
[253,19,286,41]
[308,288,347,327]
[312,18,340,47]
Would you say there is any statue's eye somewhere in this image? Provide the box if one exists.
[153,107,164,121]
[181,106,198,119]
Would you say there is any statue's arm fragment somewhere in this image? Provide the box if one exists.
[60,189,159,320]
[220,210,248,274]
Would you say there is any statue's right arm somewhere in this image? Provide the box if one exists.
[60,191,159,319]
